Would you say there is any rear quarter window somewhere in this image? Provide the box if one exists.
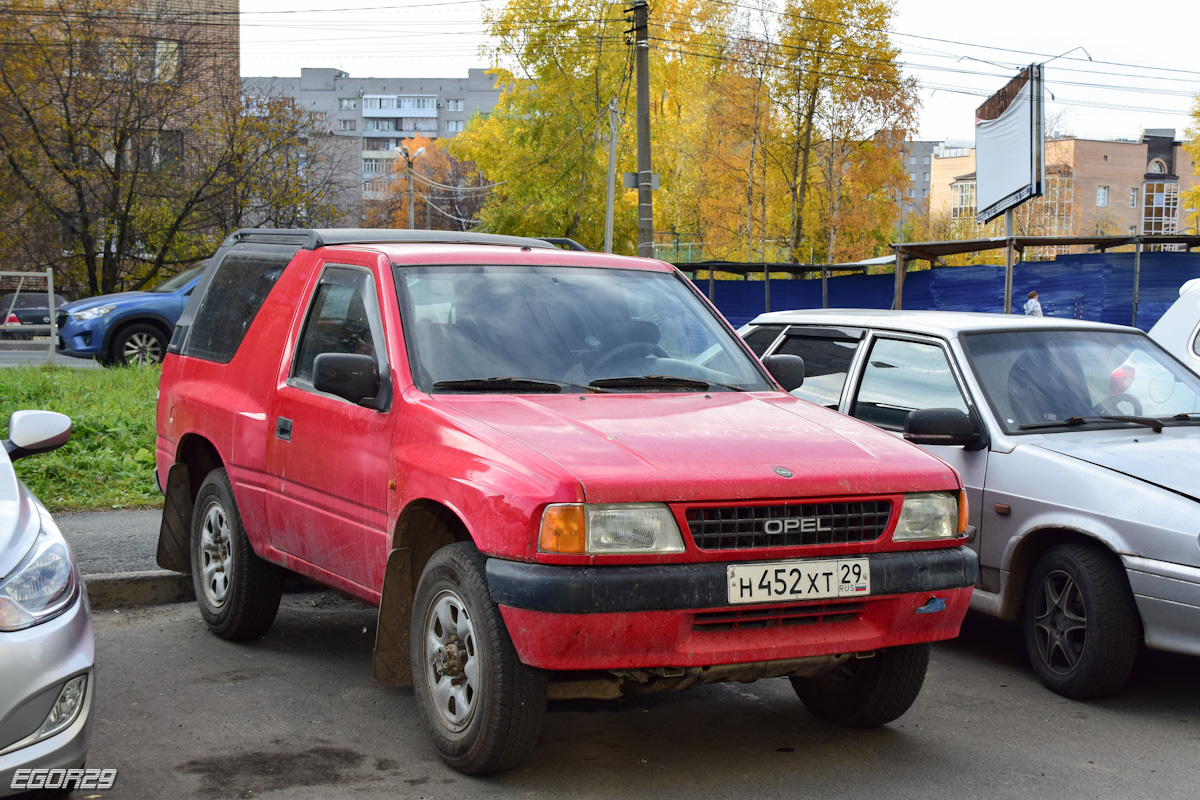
[181,252,292,363]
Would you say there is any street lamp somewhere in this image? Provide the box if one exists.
[399,144,425,229]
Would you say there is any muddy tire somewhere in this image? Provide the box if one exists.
[1024,543,1139,699]
[191,468,282,639]
[790,643,930,728]
[410,542,547,774]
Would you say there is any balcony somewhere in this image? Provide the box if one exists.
[362,95,437,118]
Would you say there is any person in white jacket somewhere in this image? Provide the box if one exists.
[1024,290,1043,316]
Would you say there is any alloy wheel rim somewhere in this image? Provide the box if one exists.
[199,501,233,608]
[124,332,162,365]
[422,590,480,733]
[1032,569,1087,675]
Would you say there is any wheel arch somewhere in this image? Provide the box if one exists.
[373,499,473,687]
[1005,527,1129,620]
[103,315,173,361]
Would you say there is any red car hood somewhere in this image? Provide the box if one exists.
[433,392,959,504]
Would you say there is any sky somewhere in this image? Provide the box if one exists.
[239,0,1200,144]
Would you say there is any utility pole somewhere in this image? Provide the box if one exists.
[604,98,619,253]
[629,0,653,258]
[400,144,425,229]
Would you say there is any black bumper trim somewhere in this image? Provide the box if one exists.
[486,547,978,615]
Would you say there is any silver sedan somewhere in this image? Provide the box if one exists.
[0,411,94,797]
[741,309,1200,699]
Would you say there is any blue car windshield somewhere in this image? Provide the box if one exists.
[395,264,771,393]
[152,263,206,293]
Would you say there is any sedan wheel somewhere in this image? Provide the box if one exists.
[1023,544,1139,698]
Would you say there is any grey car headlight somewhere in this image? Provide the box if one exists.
[539,503,686,554]
[0,527,79,631]
[71,304,116,321]
[893,492,961,542]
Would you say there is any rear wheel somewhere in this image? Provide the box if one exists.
[110,322,167,366]
[190,468,283,639]
[790,643,930,728]
[1023,543,1139,698]
[410,542,546,774]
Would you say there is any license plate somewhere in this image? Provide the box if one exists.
[727,558,870,605]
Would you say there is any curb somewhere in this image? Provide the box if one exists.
[85,570,194,610]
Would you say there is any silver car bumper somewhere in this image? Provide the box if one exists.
[1124,555,1200,657]
[0,589,95,798]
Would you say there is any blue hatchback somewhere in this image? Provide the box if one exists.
[56,263,206,366]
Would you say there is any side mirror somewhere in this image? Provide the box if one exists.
[4,410,72,460]
[763,354,805,392]
[904,408,987,451]
[313,353,381,407]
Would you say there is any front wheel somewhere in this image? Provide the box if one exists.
[790,643,930,728]
[110,322,167,366]
[1023,543,1140,698]
[190,468,283,639]
[410,543,547,774]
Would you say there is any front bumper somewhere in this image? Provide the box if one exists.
[1123,554,1200,657]
[0,591,96,798]
[488,546,977,671]
[54,318,104,359]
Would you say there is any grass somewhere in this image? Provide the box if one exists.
[1,364,162,513]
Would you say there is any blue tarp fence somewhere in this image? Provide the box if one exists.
[700,251,1200,331]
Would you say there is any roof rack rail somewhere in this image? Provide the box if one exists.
[221,228,559,251]
[540,237,588,252]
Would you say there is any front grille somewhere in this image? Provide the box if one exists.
[56,312,67,329]
[693,601,865,631]
[685,501,891,550]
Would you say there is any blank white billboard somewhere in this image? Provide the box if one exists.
[975,64,1044,224]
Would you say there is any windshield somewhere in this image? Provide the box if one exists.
[152,263,206,293]
[396,265,772,393]
[962,328,1200,433]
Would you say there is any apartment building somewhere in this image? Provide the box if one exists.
[242,67,502,203]
[928,129,1198,238]
[899,140,941,218]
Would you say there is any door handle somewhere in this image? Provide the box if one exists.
[275,417,292,441]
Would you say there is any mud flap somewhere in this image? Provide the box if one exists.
[156,463,193,573]
[373,547,414,686]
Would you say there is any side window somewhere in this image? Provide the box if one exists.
[292,267,382,386]
[742,325,785,356]
[852,338,967,430]
[182,251,292,363]
[774,334,861,408]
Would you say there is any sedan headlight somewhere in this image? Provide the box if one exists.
[0,527,79,631]
[70,304,116,321]
[539,503,685,554]
[893,491,964,542]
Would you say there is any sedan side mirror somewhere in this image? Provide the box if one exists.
[762,354,805,392]
[904,408,987,451]
[313,352,382,408]
[4,410,72,460]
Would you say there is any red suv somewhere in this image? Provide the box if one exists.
[155,229,977,774]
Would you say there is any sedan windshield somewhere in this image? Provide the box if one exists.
[396,265,772,393]
[962,328,1200,433]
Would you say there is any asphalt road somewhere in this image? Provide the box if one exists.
[84,594,1199,800]
[0,343,98,368]
[59,510,161,575]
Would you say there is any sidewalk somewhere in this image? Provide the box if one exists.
[58,508,195,609]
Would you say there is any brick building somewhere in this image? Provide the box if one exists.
[928,129,1199,239]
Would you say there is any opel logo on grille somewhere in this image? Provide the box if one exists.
[774,467,794,478]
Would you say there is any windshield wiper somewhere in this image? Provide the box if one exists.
[1018,415,1164,433]
[431,377,589,394]
[1168,413,1200,424]
[589,374,711,391]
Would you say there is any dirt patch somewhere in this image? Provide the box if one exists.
[178,745,364,797]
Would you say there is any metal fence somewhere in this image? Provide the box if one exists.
[0,268,58,358]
